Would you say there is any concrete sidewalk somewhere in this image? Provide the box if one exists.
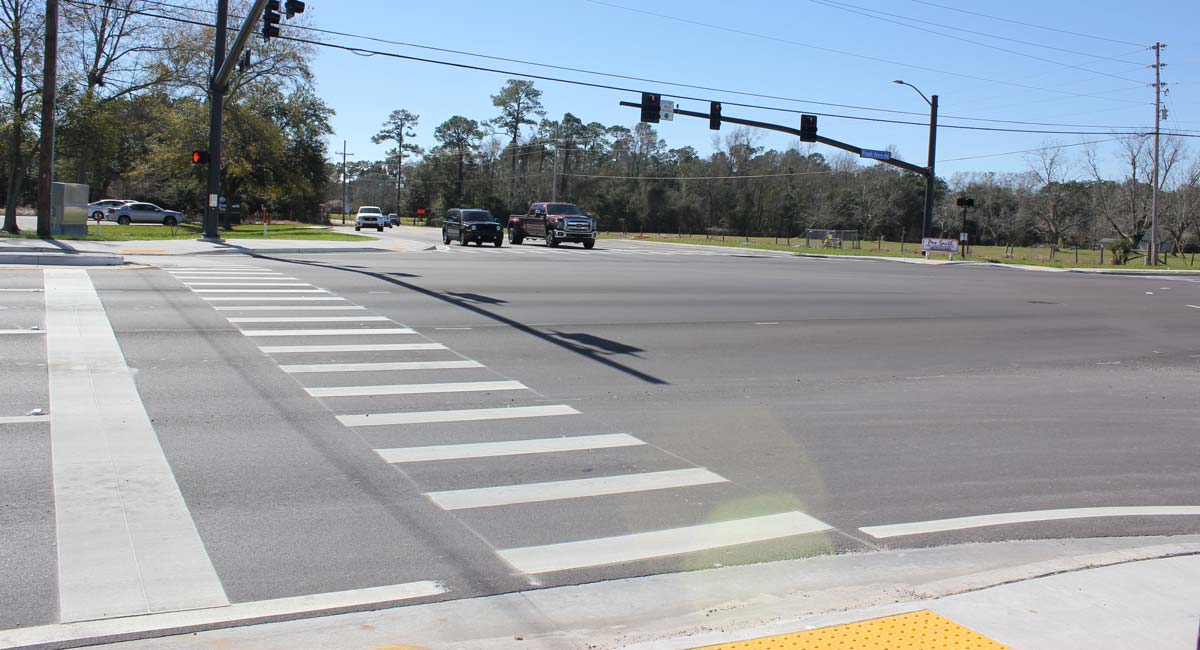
[4,535,1196,650]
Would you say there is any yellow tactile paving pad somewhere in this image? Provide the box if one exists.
[695,610,1009,649]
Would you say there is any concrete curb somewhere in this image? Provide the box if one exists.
[0,253,124,266]
[5,536,1197,650]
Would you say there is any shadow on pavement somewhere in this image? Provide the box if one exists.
[256,254,669,386]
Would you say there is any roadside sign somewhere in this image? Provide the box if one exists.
[660,100,675,121]
[860,148,892,161]
[959,232,969,242]
[922,238,959,253]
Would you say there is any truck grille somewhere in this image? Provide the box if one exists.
[564,219,591,232]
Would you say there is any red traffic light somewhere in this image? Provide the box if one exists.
[192,150,210,164]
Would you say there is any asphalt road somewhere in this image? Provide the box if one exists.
[2,229,1199,632]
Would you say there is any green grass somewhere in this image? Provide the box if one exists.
[600,233,1200,270]
[0,222,376,242]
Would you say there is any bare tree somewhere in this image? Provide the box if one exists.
[1025,144,1085,257]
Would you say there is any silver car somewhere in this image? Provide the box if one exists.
[88,199,132,220]
[106,202,185,226]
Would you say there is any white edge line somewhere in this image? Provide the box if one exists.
[375,433,645,463]
[859,506,1200,539]
[0,581,447,650]
[0,329,46,335]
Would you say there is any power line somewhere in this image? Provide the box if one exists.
[809,0,1145,84]
[585,0,1148,105]
[62,0,1200,140]
[98,0,1184,131]
[811,0,1143,65]
[908,0,1145,48]
[938,137,1124,163]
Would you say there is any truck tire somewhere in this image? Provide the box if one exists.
[377,225,384,232]
[510,228,523,245]
[493,237,503,248]
[355,225,361,231]
[443,230,451,244]
[583,238,595,249]
[546,230,558,247]
[460,232,469,246]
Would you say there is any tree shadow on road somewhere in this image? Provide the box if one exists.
[254,254,669,385]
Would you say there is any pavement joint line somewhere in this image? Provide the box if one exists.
[226,316,390,323]
[0,580,448,650]
[0,415,49,425]
[374,433,647,463]
[337,404,581,427]
[497,511,833,574]
[860,506,1200,539]
[280,360,484,373]
[424,467,728,511]
[239,327,416,337]
[306,380,527,398]
[43,269,228,622]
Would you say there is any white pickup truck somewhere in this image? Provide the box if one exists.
[355,206,387,231]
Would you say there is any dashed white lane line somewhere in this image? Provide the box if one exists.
[375,433,646,463]
[261,343,446,353]
[337,404,580,427]
[497,511,833,574]
[227,316,390,323]
[425,468,727,511]
[859,506,1200,539]
[281,360,483,373]
[0,581,448,650]
[202,296,346,301]
[213,305,368,311]
[44,269,228,621]
[191,289,329,293]
[240,328,415,337]
[1188,304,1200,309]
[307,380,527,398]
[0,415,49,425]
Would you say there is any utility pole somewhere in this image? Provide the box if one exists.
[1148,42,1166,266]
[35,0,58,238]
[551,124,561,202]
[340,140,355,225]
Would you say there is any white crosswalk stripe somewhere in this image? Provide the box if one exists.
[374,434,646,463]
[240,328,415,336]
[307,380,526,397]
[425,468,727,510]
[228,316,390,323]
[337,405,580,427]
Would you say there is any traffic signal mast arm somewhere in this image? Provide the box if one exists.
[213,0,272,93]
[619,100,929,177]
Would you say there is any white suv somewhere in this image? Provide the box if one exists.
[355,206,385,232]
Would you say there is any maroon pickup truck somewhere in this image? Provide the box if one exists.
[507,202,597,249]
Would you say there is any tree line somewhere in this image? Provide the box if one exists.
[1,0,331,233]
[348,79,1200,258]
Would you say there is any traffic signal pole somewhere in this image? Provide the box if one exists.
[922,95,938,242]
[622,101,928,176]
[202,0,229,240]
[202,0,275,240]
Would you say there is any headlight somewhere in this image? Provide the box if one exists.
[470,225,476,231]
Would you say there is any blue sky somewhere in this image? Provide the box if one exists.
[304,0,1198,180]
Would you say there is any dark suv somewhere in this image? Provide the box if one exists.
[443,208,503,247]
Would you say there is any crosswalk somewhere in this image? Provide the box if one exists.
[166,262,835,582]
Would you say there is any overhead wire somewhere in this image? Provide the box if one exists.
[907,0,1145,48]
[62,0,1200,140]
[104,0,1186,131]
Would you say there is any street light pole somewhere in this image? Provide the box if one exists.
[894,81,938,242]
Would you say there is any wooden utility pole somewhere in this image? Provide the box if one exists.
[1148,42,1166,265]
[35,0,57,238]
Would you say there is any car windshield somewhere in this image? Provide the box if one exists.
[359,208,381,215]
[462,211,494,222]
[547,203,582,215]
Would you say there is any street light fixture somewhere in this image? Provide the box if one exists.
[894,80,939,242]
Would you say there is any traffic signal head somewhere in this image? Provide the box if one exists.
[709,102,722,130]
[262,0,281,40]
[640,92,661,124]
[192,150,209,164]
[800,114,818,142]
[284,0,305,18]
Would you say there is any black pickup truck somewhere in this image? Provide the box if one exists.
[442,208,503,247]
